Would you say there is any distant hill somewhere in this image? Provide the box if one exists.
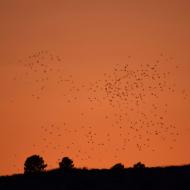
[1,165,190,190]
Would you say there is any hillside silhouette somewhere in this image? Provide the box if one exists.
[1,163,190,190]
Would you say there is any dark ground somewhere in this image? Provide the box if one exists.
[1,165,190,190]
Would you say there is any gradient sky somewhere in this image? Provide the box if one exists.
[0,0,190,175]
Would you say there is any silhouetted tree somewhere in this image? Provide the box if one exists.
[82,167,88,170]
[59,157,74,170]
[24,155,47,174]
[133,162,145,168]
[110,163,125,170]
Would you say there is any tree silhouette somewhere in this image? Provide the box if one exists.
[59,157,74,170]
[133,162,145,168]
[110,163,125,170]
[24,155,47,174]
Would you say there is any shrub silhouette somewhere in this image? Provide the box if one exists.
[59,157,74,170]
[133,162,145,168]
[82,167,88,170]
[24,155,47,174]
[110,163,125,170]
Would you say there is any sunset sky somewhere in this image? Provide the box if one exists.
[0,0,190,175]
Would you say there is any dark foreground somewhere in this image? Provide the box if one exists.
[1,165,190,190]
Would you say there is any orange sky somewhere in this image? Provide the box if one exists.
[0,0,190,175]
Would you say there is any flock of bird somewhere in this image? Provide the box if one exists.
[11,50,189,167]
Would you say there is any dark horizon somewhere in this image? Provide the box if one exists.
[1,162,190,190]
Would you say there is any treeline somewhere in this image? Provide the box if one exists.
[24,154,145,174]
[1,155,190,190]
